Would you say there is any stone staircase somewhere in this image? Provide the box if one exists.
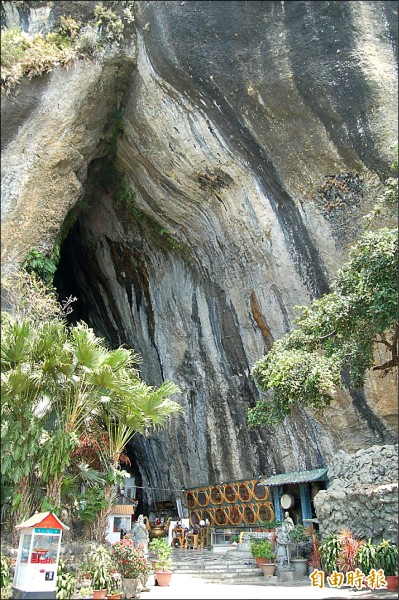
[169,549,265,583]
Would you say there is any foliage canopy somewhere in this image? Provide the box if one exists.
[1,271,182,536]
[249,148,398,426]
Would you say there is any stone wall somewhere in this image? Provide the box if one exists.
[314,444,398,543]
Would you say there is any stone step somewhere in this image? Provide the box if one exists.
[204,577,309,586]
[169,549,264,581]
[173,560,261,571]
[171,556,258,564]
[173,568,264,577]
[193,574,266,582]
[173,564,260,570]
[172,557,257,563]
[181,568,262,576]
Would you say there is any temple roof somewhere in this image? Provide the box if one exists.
[260,468,328,487]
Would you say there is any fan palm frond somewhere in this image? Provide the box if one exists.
[76,463,106,486]
[1,365,36,397]
[71,323,106,368]
[1,320,32,366]
[104,347,139,372]
[130,381,182,427]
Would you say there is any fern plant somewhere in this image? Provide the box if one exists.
[22,249,57,285]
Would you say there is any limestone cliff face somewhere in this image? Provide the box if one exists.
[1,1,397,511]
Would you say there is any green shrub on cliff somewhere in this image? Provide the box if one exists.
[22,248,57,286]
[1,27,77,91]
[248,147,398,426]
[0,2,136,91]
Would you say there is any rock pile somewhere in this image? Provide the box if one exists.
[314,444,398,543]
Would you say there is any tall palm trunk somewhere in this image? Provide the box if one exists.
[45,476,63,510]
[11,476,34,545]
[92,485,116,542]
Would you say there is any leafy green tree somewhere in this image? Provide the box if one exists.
[1,316,65,532]
[249,150,398,426]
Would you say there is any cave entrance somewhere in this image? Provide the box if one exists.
[52,171,149,521]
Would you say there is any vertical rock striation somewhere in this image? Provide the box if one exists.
[1,1,397,511]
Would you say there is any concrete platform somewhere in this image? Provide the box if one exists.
[143,573,398,600]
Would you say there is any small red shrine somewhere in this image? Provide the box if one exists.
[14,511,69,600]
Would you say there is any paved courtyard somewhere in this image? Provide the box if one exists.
[143,574,396,600]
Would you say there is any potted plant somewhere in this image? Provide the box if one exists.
[106,588,122,600]
[148,538,173,586]
[77,586,94,600]
[111,537,150,598]
[88,545,114,600]
[304,527,322,575]
[250,538,276,575]
[355,539,377,576]
[376,540,398,591]
[250,538,275,566]
[289,524,309,579]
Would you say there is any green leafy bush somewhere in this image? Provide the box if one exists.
[320,534,340,575]
[249,146,398,426]
[376,540,398,577]
[0,4,136,90]
[76,486,107,524]
[22,248,57,286]
[249,538,276,560]
[1,28,76,91]
[56,558,76,599]
[148,538,173,571]
[289,524,308,559]
[0,554,11,589]
[355,539,377,575]
[87,545,113,592]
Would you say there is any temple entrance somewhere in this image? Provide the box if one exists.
[260,468,328,528]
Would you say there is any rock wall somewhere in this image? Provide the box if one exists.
[1,1,398,512]
[314,444,398,543]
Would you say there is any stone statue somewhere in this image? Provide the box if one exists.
[275,521,291,566]
[130,514,149,556]
[284,512,294,531]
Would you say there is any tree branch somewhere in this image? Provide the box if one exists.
[372,358,398,372]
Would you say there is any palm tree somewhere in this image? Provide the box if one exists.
[92,377,182,540]
[40,323,182,511]
[1,311,183,540]
[1,316,67,535]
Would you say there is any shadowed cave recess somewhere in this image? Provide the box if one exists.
[52,156,294,515]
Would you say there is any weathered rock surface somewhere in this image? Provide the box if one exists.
[314,444,398,542]
[1,1,397,512]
